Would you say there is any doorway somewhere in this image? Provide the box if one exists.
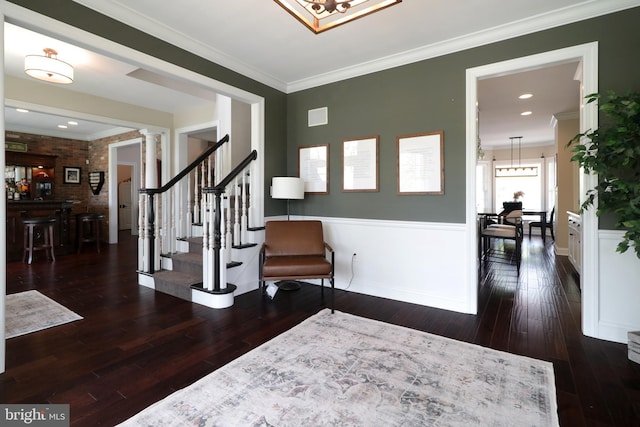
[465,42,599,335]
[118,164,134,231]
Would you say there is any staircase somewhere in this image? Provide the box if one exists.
[137,134,262,309]
[152,232,260,304]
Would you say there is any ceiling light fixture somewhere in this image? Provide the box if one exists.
[519,93,533,99]
[24,48,74,84]
[274,0,402,34]
[521,111,532,116]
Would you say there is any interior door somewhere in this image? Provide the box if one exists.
[118,179,132,230]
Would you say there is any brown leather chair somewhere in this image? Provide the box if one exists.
[259,220,335,313]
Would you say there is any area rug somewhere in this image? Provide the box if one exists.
[119,309,558,426]
[5,290,83,339]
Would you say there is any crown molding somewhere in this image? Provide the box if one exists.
[287,0,640,92]
[71,0,288,93]
[72,0,640,93]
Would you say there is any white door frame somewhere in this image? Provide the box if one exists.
[1,4,266,373]
[109,139,143,242]
[465,42,599,335]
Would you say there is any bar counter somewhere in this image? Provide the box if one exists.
[7,200,74,262]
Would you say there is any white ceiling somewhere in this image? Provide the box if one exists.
[4,0,639,144]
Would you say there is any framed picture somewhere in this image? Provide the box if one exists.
[63,166,81,184]
[298,144,329,194]
[343,135,379,192]
[397,131,444,194]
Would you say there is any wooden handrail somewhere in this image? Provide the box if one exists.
[140,133,229,196]
[209,150,258,193]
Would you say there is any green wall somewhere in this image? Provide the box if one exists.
[9,2,640,224]
[287,7,640,224]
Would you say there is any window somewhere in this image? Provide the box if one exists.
[493,159,543,212]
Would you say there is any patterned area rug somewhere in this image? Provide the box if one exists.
[5,290,83,339]
[120,309,558,426]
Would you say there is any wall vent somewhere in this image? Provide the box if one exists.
[308,107,328,127]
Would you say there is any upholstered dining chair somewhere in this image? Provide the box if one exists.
[528,207,555,241]
[478,209,524,274]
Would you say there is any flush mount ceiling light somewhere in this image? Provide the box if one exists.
[24,48,74,84]
[274,0,402,34]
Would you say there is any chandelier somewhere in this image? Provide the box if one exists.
[274,0,402,34]
[24,48,74,84]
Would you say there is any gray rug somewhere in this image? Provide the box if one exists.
[120,309,558,426]
[5,290,83,339]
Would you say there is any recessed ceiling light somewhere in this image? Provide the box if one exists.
[68,121,78,126]
[58,124,68,129]
[519,93,533,99]
[521,111,532,116]
[16,108,29,113]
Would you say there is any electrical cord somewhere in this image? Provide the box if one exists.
[344,253,355,291]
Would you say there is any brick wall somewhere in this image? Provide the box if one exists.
[5,129,143,244]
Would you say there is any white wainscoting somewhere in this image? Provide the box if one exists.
[596,230,640,343]
[283,216,473,314]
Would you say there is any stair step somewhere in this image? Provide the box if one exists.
[172,252,203,276]
[233,243,257,249]
[227,261,242,269]
[153,270,201,301]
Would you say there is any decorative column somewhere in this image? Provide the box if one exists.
[140,129,161,189]
[139,129,162,273]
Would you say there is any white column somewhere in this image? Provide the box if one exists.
[140,129,161,189]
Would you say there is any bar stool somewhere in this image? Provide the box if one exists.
[76,213,105,253]
[23,217,57,264]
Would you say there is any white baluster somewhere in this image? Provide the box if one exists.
[138,193,146,272]
[207,193,215,291]
[241,170,248,244]
[155,196,161,272]
[184,175,193,238]
[233,177,240,246]
[221,196,227,266]
[202,192,209,290]
[225,194,232,263]
[193,164,200,224]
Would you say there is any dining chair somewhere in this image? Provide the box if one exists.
[478,209,523,274]
[528,207,555,241]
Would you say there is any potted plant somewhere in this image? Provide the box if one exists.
[567,91,640,259]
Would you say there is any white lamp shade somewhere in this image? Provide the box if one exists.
[271,177,305,199]
[25,54,74,84]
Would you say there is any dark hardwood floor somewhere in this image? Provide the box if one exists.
[2,231,639,426]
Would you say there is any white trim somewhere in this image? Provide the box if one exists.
[70,0,640,93]
[597,230,640,343]
[0,7,6,374]
[289,1,632,92]
[69,0,288,92]
[287,215,474,314]
[466,42,599,337]
[108,137,143,244]
[3,2,266,237]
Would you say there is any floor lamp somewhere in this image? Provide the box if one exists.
[270,177,305,291]
[271,177,305,220]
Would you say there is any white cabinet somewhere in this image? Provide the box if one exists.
[567,211,581,275]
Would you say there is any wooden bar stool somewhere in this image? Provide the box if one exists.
[76,213,105,254]
[23,217,57,264]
